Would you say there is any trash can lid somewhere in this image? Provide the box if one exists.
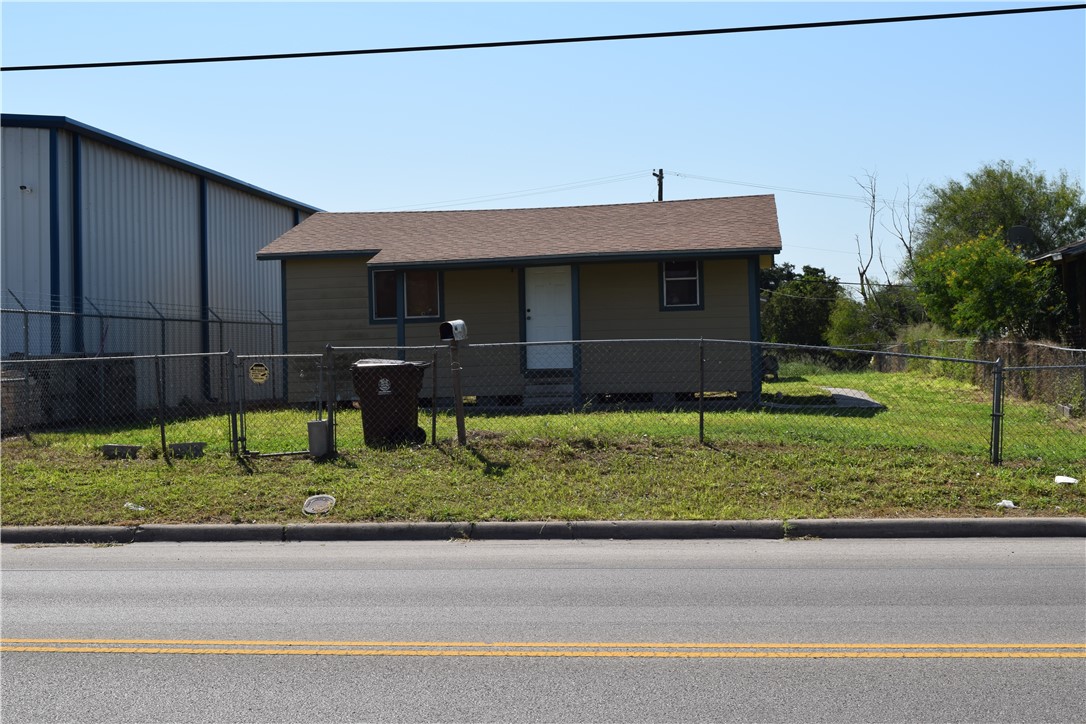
[352,358,431,368]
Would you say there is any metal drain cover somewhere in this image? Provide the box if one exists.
[303,494,336,515]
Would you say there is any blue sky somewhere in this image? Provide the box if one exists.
[3,1,1084,289]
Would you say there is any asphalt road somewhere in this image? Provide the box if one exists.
[2,538,1084,723]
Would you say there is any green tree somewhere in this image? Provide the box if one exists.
[915,160,1086,261]
[761,266,842,346]
[912,233,1063,339]
[826,297,877,347]
[826,285,926,347]
[907,161,1084,340]
[759,262,798,296]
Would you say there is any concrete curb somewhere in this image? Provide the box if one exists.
[134,524,284,543]
[0,526,138,545]
[785,517,1086,538]
[2,518,1083,544]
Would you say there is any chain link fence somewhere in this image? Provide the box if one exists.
[0,352,234,459]
[322,340,1083,467]
[1002,360,1086,464]
[2,293,280,359]
[2,341,1083,468]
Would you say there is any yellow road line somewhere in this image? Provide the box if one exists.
[1,646,1082,659]
[1,639,1083,659]
[3,638,1083,650]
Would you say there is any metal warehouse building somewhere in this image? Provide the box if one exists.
[1,114,320,359]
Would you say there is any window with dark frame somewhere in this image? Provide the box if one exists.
[371,270,441,320]
[372,270,397,320]
[662,260,700,308]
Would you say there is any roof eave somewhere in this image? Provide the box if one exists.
[364,247,780,270]
[1032,241,1086,263]
[257,249,381,261]
[2,113,322,214]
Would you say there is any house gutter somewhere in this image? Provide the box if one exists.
[258,247,782,267]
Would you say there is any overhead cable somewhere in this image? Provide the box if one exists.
[672,172,870,203]
[3,4,1082,72]
[379,171,650,211]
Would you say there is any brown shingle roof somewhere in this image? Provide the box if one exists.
[257,195,781,267]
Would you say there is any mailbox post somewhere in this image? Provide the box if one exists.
[439,320,468,446]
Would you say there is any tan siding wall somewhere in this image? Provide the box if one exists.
[285,258,756,399]
[284,258,396,352]
[403,268,520,344]
[580,260,749,339]
[405,267,523,397]
[579,259,753,393]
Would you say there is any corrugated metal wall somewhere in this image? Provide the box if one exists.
[207,183,294,317]
[2,120,314,362]
[80,139,203,315]
[2,128,53,331]
[1,127,74,355]
[55,131,74,315]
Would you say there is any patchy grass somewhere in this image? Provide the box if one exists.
[2,368,1083,526]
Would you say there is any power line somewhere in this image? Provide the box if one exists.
[672,172,869,203]
[377,171,650,211]
[375,169,923,214]
[785,244,858,256]
[3,4,1081,72]
[764,289,845,302]
[839,280,917,289]
[765,281,917,303]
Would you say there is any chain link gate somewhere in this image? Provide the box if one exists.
[235,353,326,456]
[1001,361,1086,465]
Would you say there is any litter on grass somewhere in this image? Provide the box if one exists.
[995,500,1017,509]
[124,502,146,511]
[1054,476,1079,485]
[303,495,336,515]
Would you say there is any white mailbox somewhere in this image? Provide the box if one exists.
[439,319,467,342]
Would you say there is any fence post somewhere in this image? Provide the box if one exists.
[259,310,275,351]
[148,301,166,356]
[21,359,32,438]
[1081,350,1086,416]
[449,340,467,446]
[208,308,224,350]
[431,349,438,446]
[9,291,30,357]
[228,349,239,456]
[572,341,582,408]
[84,298,106,356]
[259,310,285,402]
[698,338,705,444]
[990,357,1004,465]
[324,345,337,456]
[155,355,169,460]
[237,354,249,455]
[206,309,226,401]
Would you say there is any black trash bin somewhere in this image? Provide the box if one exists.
[351,359,431,446]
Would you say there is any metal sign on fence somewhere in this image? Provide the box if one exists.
[248,363,270,385]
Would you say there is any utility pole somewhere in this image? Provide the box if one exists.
[653,169,664,201]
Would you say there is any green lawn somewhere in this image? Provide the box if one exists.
[2,368,1083,526]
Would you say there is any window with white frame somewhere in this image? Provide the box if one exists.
[661,260,701,309]
[371,270,441,320]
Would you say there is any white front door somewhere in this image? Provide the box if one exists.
[525,265,573,369]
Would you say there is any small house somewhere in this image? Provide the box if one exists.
[257,195,782,405]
